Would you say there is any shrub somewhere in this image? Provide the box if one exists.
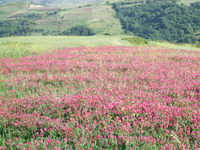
[195,41,200,48]
[104,32,111,35]
[122,36,149,45]
[61,25,95,36]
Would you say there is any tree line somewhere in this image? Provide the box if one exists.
[0,11,95,37]
[60,25,95,36]
[113,1,200,43]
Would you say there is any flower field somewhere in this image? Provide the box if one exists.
[0,46,200,149]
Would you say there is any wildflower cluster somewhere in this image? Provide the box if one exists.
[0,46,200,149]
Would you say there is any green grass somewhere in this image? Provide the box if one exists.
[2,0,199,38]
[0,36,131,59]
[99,0,200,5]
[59,4,123,34]
[88,5,123,34]
[34,24,59,32]
[100,0,200,4]
[0,35,199,59]
[29,6,59,11]
[60,15,92,32]
[60,7,90,15]
[0,1,122,36]
[122,36,149,45]
[150,41,200,51]
[100,0,136,4]
[0,2,29,20]
[0,0,103,8]
[0,2,94,35]
[178,0,200,5]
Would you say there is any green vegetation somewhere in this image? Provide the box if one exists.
[0,2,61,36]
[0,2,94,37]
[0,1,123,37]
[104,32,111,35]
[0,36,199,60]
[101,0,200,5]
[88,5,123,34]
[1,1,200,148]
[61,25,95,36]
[122,36,149,45]
[1,0,200,45]
[113,1,200,43]
[0,19,44,37]
[0,0,102,7]
[0,2,29,20]
[0,36,132,59]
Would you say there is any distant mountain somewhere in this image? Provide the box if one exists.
[0,0,103,7]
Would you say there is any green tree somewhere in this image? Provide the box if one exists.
[113,1,200,44]
[105,1,110,5]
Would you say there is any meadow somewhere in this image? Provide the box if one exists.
[0,36,133,59]
[0,36,199,59]
[0,36,200,149]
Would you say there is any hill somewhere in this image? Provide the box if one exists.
[0,0,104,7]
[0,35,200,149]
[0,2,62,36]
[0,0,200,44]
[1,0,200,7]
[114,0,200,44]
[0,1,124,37]
[0,35,199,60]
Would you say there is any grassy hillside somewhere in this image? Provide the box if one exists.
[88,5,123,34]
[0,2,95,36]
[0,1,200,149]
[0,1,124,36]
[0,2,29,20]
[0,35,200,149]
[0,2,59,21]
[0,36,131,59]
[0,35,199,59]
[100,0,200,5]
[1,0,200,38]
[0,2,60,36]
[0,0,103,7]
[1,0,200,7]
[178,0,200,5]
[114,1,200,44]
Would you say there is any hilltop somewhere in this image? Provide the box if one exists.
[2,0,200,8]
[0,0,103,7]
[0,35,200,149]
[0,0,200,45]
[0,1,123,37]
[114,0,200,44]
